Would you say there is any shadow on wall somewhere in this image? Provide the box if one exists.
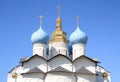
[50,47,59,57]
[96,71,110,82]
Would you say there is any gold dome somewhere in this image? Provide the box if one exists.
[49,6,69,43]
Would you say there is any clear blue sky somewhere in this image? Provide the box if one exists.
[0,0,120,82]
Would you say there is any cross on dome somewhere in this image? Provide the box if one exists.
[31,16,49,44]
[69,16,88,45]
[76,16,79,27]
[57,6,61,18]
[39,16,43,27]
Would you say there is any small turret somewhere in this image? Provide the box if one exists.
[69,16,88,60]
[31,16,49,59]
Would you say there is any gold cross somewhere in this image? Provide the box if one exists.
[57,6,61,17]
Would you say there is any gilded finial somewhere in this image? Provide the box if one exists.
[12,72,18,79]
[39,16,43,26]
[102,72,108,78]
[76,16,79,27]
[57,6,61,18]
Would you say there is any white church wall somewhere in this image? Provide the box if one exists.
[16,74,23,82]
[23,73,45,82]
[96,74,104,82]
[7,73,16,82]
[7,73,24,82]
[107,73,111,82]
[23,62,30,73]
[10,65,23,74]
[33,43,47,59]
[73,57,96,73]
[96,66,111,82]
[72,44,86,60]
[49,42,69,58]
[23,56,47,73]
[7,66,23,82]
[45,72,76,82]
[76,74,96,82]
[48,55,72,72]
[97,74,111,82]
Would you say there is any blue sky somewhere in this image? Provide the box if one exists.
[0,0,120,82]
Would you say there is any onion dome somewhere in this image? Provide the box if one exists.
[31,26,49,44]
[70,26,88,44]
[69,16,88,45]
[31,16,49,44]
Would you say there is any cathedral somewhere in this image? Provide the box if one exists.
[7,8,111,82]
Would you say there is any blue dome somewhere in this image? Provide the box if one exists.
[31,26,49,44]
[69,26,88,45]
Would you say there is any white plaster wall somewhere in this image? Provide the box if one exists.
[33,43,47,59]
[96,66,105,73]
[107,73,111,82]
[7,73,23,82]
[49,42,69,59]
[48,56,72,72]
[76,74,96,82]
[96,66,111,82]
[7,66,23,82]
[97,74,111,82]
[7,73,16,82]
[23,73,45,82]
[23,56,47,73]
[45,72,76,82]
[73,57,96,73]
[96,75,104,82]
[72,43,85,60]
